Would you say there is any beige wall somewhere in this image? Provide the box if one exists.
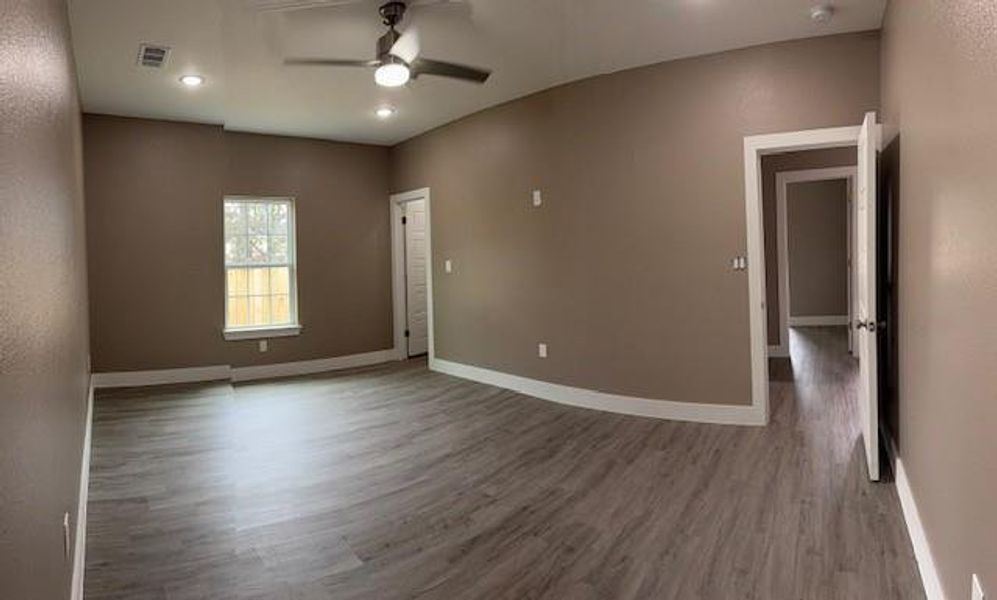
[84,115,393,372]
[391,31,879,406]
[761,148,855,344]
[786,179,849,317]
[881,1,997,598]
[0,1,91,598]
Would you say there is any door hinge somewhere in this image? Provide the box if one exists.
[402,216,407,225]
[404,329,410,337]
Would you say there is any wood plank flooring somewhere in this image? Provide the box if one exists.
[85,327,924,599]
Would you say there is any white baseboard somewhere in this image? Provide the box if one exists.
[432,359,765,426]
[788,315,849,327]
[92,349,399,389]
[70,377,94,600]
[92,365,231,388]
[894,454,947,600]
[768,344,789,358]
[231,349,398,382]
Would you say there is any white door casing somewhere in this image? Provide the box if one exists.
[404,199,429,356]
[856,111,880,481]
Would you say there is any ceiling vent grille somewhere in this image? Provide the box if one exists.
[137,43,171,68]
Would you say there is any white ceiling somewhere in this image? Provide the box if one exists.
[68,0,886,146]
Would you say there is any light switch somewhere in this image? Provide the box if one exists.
[62,512,70,560]
[445,259,453,274]
[532,189,543,207]
[538,343,548,358]
[259,339,268,352]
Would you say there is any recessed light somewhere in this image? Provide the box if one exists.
[179,74,204,87]
[376,107,396,119]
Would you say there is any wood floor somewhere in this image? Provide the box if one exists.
[85,327,924,599]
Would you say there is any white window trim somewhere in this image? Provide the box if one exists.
[223,325,302,341]
[222,196,301,340]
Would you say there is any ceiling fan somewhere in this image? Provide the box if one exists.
[280,1,491,87]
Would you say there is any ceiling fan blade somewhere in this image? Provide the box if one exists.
[252,0,363,13]
[411,58,490,83]
[409,0,472,19]
[284,58,380,67]
[389,27,421,64]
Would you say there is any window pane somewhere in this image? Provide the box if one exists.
[248,267,270,296]
[227,296,250,328]
[250,296,271,326]
[227,268,249,296]
[247,204,268,235]
[269,235,288,263]
[271,294,291,324]
[248,236,268,264]
[224,198,296,330]
[269,203,288,234]
[224,203,247,236]
[270,267,289,295]
[225,235,247,265]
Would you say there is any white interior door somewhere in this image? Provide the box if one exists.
[856,111,880,481]
[847,187,855,355]
[404,199,429,356]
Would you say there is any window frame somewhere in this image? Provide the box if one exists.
[222,195,302,341]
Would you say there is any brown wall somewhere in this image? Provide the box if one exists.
[391,31,879,406]
[786,179,848,317]
[760,147,855,344]
[84,115,392,371]
[881,1,997,598]
[0,1,91,598]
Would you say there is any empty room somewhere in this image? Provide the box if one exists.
[2,1,994,599]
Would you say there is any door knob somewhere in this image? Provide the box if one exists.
[856,320,878,332]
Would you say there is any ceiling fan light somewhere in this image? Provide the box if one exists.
[375,62,410,87]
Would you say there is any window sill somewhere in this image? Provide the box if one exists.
[223,325,302,341]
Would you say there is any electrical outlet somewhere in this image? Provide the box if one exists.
[531,189,543,207]
[259,339,268,352]
[445,259,453,274]
[538,343,548,358]
[973,574,986,600]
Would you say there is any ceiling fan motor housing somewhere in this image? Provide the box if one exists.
[376,28,402,61]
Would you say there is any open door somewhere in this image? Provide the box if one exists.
[856,111,880,481]
[404,199,429,357]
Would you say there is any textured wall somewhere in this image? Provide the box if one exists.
[786,179,848,317]
[84,115,393,371]
[391,32,879,406]
[0,0,91,598]
[881,1,997,598]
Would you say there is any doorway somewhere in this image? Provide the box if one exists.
[390,188,434,360]
[776,167,857,356]
[743,112,881,480]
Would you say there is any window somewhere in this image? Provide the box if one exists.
[223,197,300,339]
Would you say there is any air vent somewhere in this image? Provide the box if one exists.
[137,43,171,68]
